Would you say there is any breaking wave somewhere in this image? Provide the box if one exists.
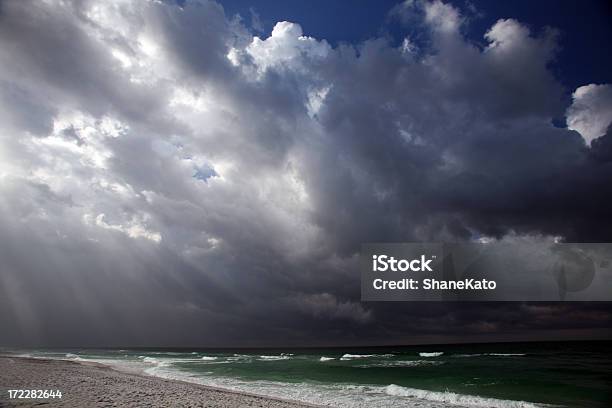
[356,360,443,368]
[340,353,376,359]
[340,353,394,360]
[453,353,527,358]
[488,353,526,357]
[258,355,290,361]
[385,384,546,408]
[419,352,444,357]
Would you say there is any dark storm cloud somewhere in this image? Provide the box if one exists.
[0,0,611,347]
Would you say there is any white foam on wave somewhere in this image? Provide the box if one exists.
[488,353,526,357]
[227,357,249,362]
[385,384,546,408]
[142,357,174,368]
[60,353,88,362]
[342,354,376,358]
[12,351,152,374]
[340,353,395,361]
[140,356,211,376]
[356,360,443,368]
[201,356,218,361]
[341,354,375,359]
[258,355,290,361]
[453,353,526,358]
[419,352,444,357]
[141,355,204,366]
[320,356,335,362]
[142,356,158,364]
[227,354,252,361]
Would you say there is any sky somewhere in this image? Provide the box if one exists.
[219,0,612,90]
[0,0,611,348]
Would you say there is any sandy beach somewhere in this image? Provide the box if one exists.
[0,356,318,408]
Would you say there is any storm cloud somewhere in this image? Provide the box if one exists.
[0,0,611,347]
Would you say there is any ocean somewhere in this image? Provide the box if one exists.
[7,341,611,407]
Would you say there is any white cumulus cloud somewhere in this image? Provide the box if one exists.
[247,21,330,73]
[566,84,612,146]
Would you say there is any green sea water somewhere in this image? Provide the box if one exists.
[7,341,611,407]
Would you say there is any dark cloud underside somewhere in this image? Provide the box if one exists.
[0,0,611,347]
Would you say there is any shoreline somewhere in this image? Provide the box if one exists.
[0,355,321,407]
